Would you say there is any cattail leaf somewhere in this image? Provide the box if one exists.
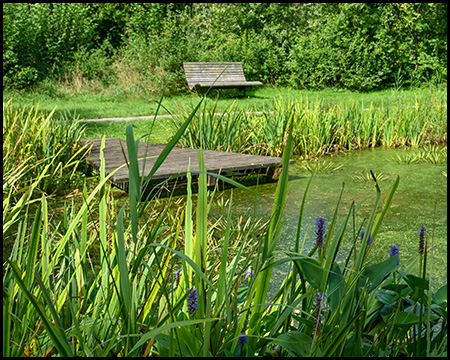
[8,261,73,357]
[24,194,43,290]
[246,109,295,349]
[148,243,212,286]
[126,124,140,245]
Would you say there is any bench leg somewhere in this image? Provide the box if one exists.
[236,87,246,97]
[207,174,217,187]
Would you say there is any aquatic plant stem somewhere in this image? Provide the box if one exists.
[245,111,294,351]
[426,197,438,355]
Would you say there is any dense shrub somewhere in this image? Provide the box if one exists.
[287,3,447,91]
[3,3,96,89]
[3,3,447,93]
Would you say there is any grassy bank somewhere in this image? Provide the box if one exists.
[3,92,447,357]
[170,89,446,159]
[3,84,446,120]
[5,85,445,158]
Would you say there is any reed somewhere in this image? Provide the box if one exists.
[3,94,447,357]
[170,98,253,153]
[169,92,446,160]
[3,99,89,198]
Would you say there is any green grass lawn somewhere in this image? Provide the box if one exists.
[4,84,446,143]
[5,85,444,119]
[82,118,175,143]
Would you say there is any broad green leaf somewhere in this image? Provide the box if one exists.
[293,256,326,290]
[375,291,397,306]
[327,262,347,313]
[360,253,399,290]
[433,284,447,305]
[404,274,430,292]
[394,311,420,326]
[272,332,312,357]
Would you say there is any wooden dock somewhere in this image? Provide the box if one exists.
[83,137,294,194]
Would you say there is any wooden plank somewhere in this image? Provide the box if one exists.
[184,67,245,72]
[192,81,263,86]
[183,62,244,69]
[183,62,262,90]
[83,137,293,191]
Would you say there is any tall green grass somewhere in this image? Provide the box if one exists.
[3,95,447,357]
[170,91,447,159]
[3,99,89,197]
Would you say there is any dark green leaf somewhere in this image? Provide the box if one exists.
[292,256,325,290]
[433,284,447,306]
[327,262,347,313]
[272,332,312,357]
[360,254,399,290]
[394,311,420,326]
[375,291,397,306]
[404,274,429,292]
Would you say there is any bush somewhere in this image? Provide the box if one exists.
[3,3,96,89]
[3,3,447,93]
[287,3,447,91]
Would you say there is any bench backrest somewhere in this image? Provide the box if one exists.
[183,62,248,89]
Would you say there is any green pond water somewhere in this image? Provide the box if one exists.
[209,146,447,293]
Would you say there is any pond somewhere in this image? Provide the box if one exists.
[209,146,447,294]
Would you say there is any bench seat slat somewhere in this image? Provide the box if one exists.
[186,77,248,82]
[193,81,263,87]
[183,62,262,90]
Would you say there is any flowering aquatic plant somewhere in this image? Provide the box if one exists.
[238,333,248,345]
[313,292,323,338]
[361,230,372,246]
[315,216,326,248]
[174,269,182,288]
[187,287,199,315]
[418,225,427,255]
[390,245,400,265]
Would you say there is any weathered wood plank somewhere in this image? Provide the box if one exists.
[83,137,293,192]
[183,62,262,90]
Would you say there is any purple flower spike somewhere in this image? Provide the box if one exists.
[244,268,254,278]
[313,291,323,336]
[390,245,400,266]
[361,230,372,246]
[315,216,326,248]
[174,269,182,287]
[238,333,248,345]
[418,225,427,255]
[187,287,199,315]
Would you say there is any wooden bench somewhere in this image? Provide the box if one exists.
[183,62,263,95]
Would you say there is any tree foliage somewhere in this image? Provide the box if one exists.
[3,3,447,92]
